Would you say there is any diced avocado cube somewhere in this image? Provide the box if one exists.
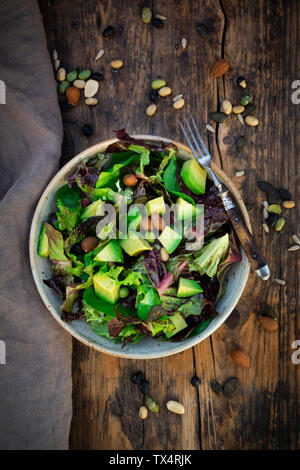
[145,196,165,216]
[177,277,203,298]
[81,199,104,219]
[37,223,49,258]
[165,312,187,338]
[94,240,124,263]
[93,273,120,304]
[180,159,207,195]
[120,235,152,256]
[175,197,203,221]
[158,226,182,254]
[138,288,161,320]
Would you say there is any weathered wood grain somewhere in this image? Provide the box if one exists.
[39,0,300,450]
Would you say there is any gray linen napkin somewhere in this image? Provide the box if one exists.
[0,0,72,449]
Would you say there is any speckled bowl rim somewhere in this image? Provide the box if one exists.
[29,135,250,359]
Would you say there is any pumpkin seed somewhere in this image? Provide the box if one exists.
[274,278,286,285]
[146,397,159,413]
[236,136,246,152]
[269,204,282,214]
[85,97,98,106]
[206,123,215,133]
[241,93,253,106]
[288,245,300,252]
[173,98,185,109]
[95,48,105,61]
[139,406,148,420]
[66,70,78,82]
[78,69,91,80]
[111,59,123,69]
[245,116,259,127]
[57,67,66,82]
[159,86,172,97]
[266,212,279,227]
[223,377,240,398]
[102,25,115,38]
[275,217,285,231]
[84,79,99,98]
[152,17,164,28]
[210,112,227,123]
[292,234,300,245]
[278,188,291,201]
[258,181,275,194]
[166,400,185,415]
[237,114,244,125]
[210,380,223,396]
[232,105,245,114]
[283,200,295,209]
[146,104,157,116]
[235,170,245,177]
[181,38,187,49]
[141,6,152,24]
[237,76,247,88]
[73,79,86,89]
[221,99,232,115]
[263,223,269,233]
[151,79,166,90]
[58,80,70,94]
[197,23,208,38]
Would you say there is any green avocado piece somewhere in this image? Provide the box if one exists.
[138,288,161,320]
[94,240,124,263]
[177,277,203,298]
[175,197,203,221]
[165,312,187,338]
[81,199,104,220]
[93,272,120,304]
[145,196,165,216]
[180,159,207,195]
[120,235,151,257]
[37,223,49,258]
[158,226,182,254]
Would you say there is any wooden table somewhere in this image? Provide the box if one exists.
[39,0,299,450]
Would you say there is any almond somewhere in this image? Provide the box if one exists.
[212,58,230,78]
[258,315,278,331]
[66,86,80,106]
[231,348,251,368]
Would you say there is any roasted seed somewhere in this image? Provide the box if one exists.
[111,59,123,69]
[152,17,164,28]
[223,377,240,398]
[173,94,183,102]
[84,79,99,98]
[245,116,259,126]
[197,23,208,38]
[85,97,98,106]
[237,76,247,88]
[151,78,166,89]
[82,124,93,137]
[241,93,253,106]
[159,86,172,97]
[269,204,282,214]
[292,234,300,245]
[57,67,66,82]
[235,170,245,177]
[278,188,291,201]
[231,348,251,368]
[58,80,70,94]
[66,70,78,82]
[123,174,138,187]
[160,247,169,262]
[266,212,279,227]
[236,136,246,152]
[149,89,159,103]
[206,123,215,133]
[146,104,157,116]
[181,38,187,49]
[283,200,295,209]
[242,103,257,117]
[95,48,105,61]
[263,208,269,219]
[81,236,99,253]
[141,6,152,24]
[130,371,144,385]
[261,304,277,319]
[258,181,275,194]
[52,49,58,61]
[166,400,185,414]
[73,79,86,89]
[258,315,278,331]
[210,380,223,396]
[210,112,227,123]
[237,114,244,125]
[146,397,159,413]
[156,14,167,20]
[288,245,300,252]
[262,200,269,210]
[91,72,104,81]
[275,217,285,231]
[139,406,148,420]
[232,105,245,114]
[221,99,232,115]
[173,98,185,109]
[102,25,115,38]
[267,190,281,205]
[140,380,150,395]
[212,58,230,78]
[263,223,269,233]
[274,278,286,285]
[54,59,60,70]
[66,86,80,106]
[191,375,201,387]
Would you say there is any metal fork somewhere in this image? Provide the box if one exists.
[179,115,270,280]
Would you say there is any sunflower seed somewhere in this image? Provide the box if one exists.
[237,113,244,125]
[223,377,240,398]
[182,38,187,49]
[54,59,60,70]
[52,49,58,61]
[156,14,167,20]
[95,48,105,60]
[274,278,286,285]
[235,170,245,177]
[262,200,269,210]
[288,245,300,252]
[206,123,215,133]
[292,234,300,245]
[263,208,269,219]
[262,223,269,233]
[173,94,183,102]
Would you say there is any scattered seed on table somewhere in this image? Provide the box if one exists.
[73,79,85,89]
[156,14,167,20]
[66,86,80,106]
[232,105,245,114]
[221,99,232,115]
[288,245,300,252]
[82,124,93,137]
[266,212,279,227]
[146,104,157,116]
[151,78,166,89]
[269,204,282,214]
[95,48,105,61]
[141,6,152,23]
[210,112,227,123]
[85,97,98,106]
[66,70,78,82]
[166,400,185,415]
[263,223,269,234]
[237,76,247,88]
[274,278,286,285]
[173,94,183,102]
[267,190,281,204]
[149,89,159,103]
[283,200,295,209]
[206,123,215,133]
[235,170,245,177]
[275,217,285,231]
[262,200,269,210]
[223,377,240,398]
[278,188,291,201]
[237,114,245,125]
[210,380,223,396]
[263,208,269,219]
[182,38,187,49]
[54,59,60,70]
[245,116,259,126]
[242,103,257,117]
[52,49,58,61]
[84,79,99,98]
[91,72,104,81]
[191,375,201,387]
[78,69,91,80]
[241,93,253,106]
[258,181,275,194]
[292,234,300,245]
[140,380,150,394]
[146,397,159,413]
[159,86,172,97]
[139,406,148,420]
[111,59,123,69]
[258,315,278,331]
[152,17,164,28]
[57,67,66,82]
[102,25,115,38]
[173,98,185,109]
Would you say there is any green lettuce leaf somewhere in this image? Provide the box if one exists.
[128,144,150,176]
[45,223,80,281]
[96,154,136,188]
[189,233,229,278]
[55,184,82,233]
[163,152,195,205]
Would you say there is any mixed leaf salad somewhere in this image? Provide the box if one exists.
[37,130,242,346]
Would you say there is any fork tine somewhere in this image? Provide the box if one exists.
[183,118,205,158]
[190,115,209,155]
[178,120,198,158]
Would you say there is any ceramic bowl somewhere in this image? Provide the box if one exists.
[29,135,250,359]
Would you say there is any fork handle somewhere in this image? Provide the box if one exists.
[219,190,270,280]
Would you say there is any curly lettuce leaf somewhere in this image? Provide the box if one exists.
[189,233,229,278]
[55,184,82,233]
